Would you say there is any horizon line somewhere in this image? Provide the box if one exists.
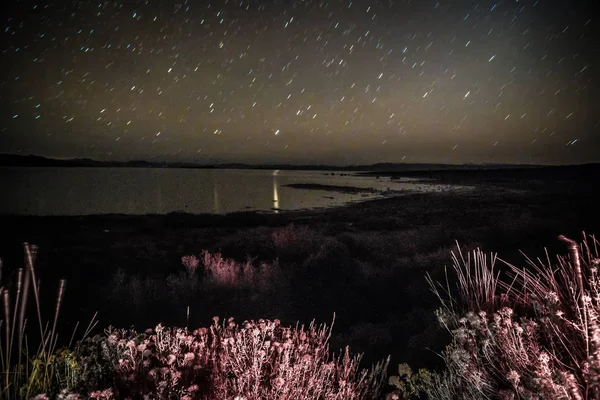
[1,152,599,168]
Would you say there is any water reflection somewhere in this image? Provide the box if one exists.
[156,180,163,212]
[0,167,468,216]
[212,181,221,214]
[272,169,280,213]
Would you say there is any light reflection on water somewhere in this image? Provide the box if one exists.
[0,167,469,216]
[272,170,280,213]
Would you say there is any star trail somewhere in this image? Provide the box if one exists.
[0,0,598,165]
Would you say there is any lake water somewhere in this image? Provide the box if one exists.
[0,167,463,216]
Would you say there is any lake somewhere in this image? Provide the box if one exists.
[0,167,464,216]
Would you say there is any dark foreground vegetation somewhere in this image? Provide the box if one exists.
[0,165,598,398]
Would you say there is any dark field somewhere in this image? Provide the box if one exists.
[0,165,598,377]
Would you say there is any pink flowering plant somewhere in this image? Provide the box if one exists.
[391,233,600,400]
[199,250,279,291]
[181,255,200,276]
[57,316,388,399]
[166,251,279,306]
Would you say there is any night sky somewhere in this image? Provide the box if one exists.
[0,0,598,165]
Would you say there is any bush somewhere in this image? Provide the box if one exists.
[106,269,166,311]
[60,316,389,399]
[391,233,600,399]
[200,251,280,292]
[271,224,323,262]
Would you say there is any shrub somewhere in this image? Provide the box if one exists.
[61,316,389,399]
[200,250,279,292]
[301,238,352,275]
[166,271,200,304]
[181,255,200,275]
[106,270,166,312]
[214,227,276,263]
[271,224,323,261]
[271,224,319,248]
[392,233,600,400]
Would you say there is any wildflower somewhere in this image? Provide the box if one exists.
[512,322,524,335]
[506,370,520,387]
[194,327,208,336]
[322,362,335,372]
[89,389,114,399]
[172,370,182,382]
[538,352,550,365]
[58,389,82,400]
[498,307,514,319]
[274,377,285,388]
[545,291,560,304]
[107,333,119,345]
[184,352,195,364]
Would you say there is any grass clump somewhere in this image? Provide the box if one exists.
[0,243,97,399]
[391,232,600,399]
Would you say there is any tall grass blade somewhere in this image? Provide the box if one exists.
[2,288,10,394]
[24,243,44,345]
[18,246,32,355]
[82,312,99,340]
[68,321,80,349]
[49,279,66,355]
[9,269,23,356]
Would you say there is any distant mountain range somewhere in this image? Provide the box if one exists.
[0,153,586,172]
